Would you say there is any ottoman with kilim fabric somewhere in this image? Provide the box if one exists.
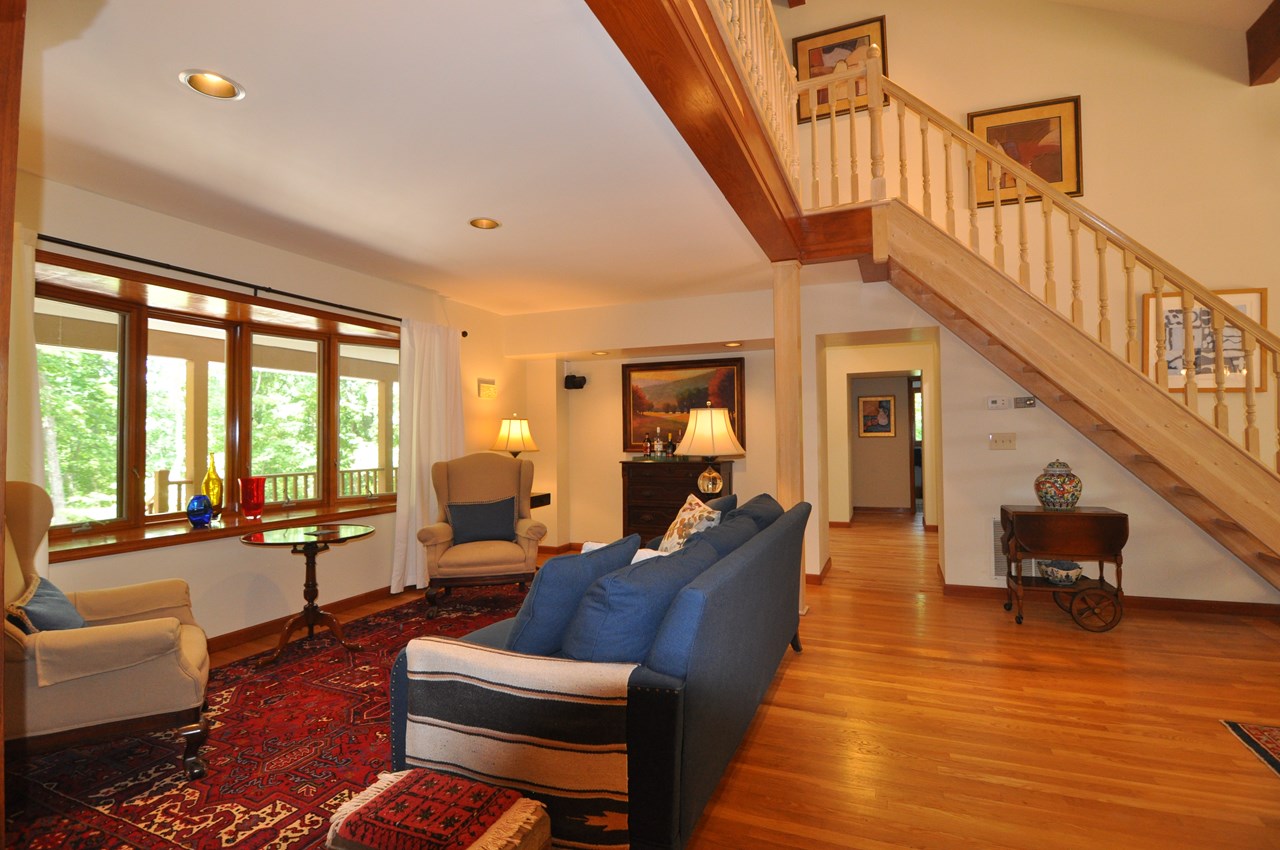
[326,768,551,850]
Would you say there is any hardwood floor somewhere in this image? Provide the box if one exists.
[689,513,1280,849]
[210,515,1280,847]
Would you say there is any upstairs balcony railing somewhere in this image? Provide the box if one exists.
[706,0,1280,476]
[150,466,397,513]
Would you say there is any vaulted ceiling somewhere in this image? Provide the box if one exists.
[18,0,1274,317]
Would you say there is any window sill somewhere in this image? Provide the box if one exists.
[49,502,397,563]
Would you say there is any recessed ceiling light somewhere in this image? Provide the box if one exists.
[470,218,501,230]
[179,69,245,101]
[724,341,743,348]
[592,351,610,356]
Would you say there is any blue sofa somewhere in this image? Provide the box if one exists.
[390,496,811,850]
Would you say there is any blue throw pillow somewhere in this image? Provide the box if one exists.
[8,577,87,634]
[448,497,517,544]
[704,493,737,515]
[505,535,641,656]
[725,493,784,532]
[685,513,757,558]
[561,538,720,663]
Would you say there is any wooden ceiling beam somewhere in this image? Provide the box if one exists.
[1248,0,1280,85]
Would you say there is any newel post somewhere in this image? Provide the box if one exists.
[867,43,886,201]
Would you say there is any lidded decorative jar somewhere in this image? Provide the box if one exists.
[1034,459,1082,510]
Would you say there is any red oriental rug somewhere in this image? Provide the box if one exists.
[1223,720,1280,779]
[4,586,525,849]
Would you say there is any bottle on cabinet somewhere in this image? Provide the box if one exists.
[643,432,653,457]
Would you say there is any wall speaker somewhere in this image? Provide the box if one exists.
[564,374,587,390]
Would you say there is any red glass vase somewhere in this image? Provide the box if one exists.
[239,476,266,519]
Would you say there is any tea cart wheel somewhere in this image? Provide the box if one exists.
[1069,588,1122,632]
[1053,591,1073,613]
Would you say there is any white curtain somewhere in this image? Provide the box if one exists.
[390,320,464,593]
[8,225,49,575]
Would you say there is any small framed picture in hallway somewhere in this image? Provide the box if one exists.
[857,395,895,437]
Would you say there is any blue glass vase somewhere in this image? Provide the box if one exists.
[186,494,214,528]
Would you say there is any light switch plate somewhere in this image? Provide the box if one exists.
[988,432,1016,450]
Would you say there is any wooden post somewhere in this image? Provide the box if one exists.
[1068,214,1083,328]
[1123,251,1139,368]
[867,44,886,200]
[920,115,932,219]
[772,260,805,613]
[848,67,860,202]
[1016,179,1030,289]
[966,145,979,252]
[943,132,955,236]
[1243,332,1260,456]
[897,98,908,201]
[809,82,820,207]
[1181,290,1199,410]
[1095,231,1111,348]
[829,67,841,205]
[992,163,1005,273]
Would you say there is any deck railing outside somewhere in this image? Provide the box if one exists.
[705,0,1280,475]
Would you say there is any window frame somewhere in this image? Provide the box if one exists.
[34,251,400,558]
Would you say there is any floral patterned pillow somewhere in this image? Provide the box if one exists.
[658,494,721,553]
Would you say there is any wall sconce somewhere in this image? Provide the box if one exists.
[492,415,538,457]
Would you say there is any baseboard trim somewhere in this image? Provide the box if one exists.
[806,557,832,585]
[924,523,938,532]
[941,582,1280,617]
[538,542,578,555]
[829,521,851,529]
[851,506,914,516]
[207,586,400,652]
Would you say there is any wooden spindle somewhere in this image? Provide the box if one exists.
[1180,289,1198,410]
[897,98,908,201]
[1069,214,1083,328]
[1123,251,1139,368]
[966,145,979,251]
[992,163,1005,273]
[1152,272,1168,388]
[810,84,821,207]
[1273,348,1280,471]
[943,132,955,236]
[921,115,932,218]
[1095,231,1111,348]
[1243,332,1259,456]
[1212,309,1228,432]
[867,45,886,201]
[1043,198,1056,310]
[849,77,860,203]
[829,66,842,204]
[1017,179,1030,289]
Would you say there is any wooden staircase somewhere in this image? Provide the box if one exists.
[881,200,1280,591]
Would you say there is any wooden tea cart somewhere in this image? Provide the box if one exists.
[999,504,1130,632]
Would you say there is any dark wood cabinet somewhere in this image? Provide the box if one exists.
[621,459,733,540]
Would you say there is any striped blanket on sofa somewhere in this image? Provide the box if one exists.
[402,636,636,849]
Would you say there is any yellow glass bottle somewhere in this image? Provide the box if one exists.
[202,453,224,516]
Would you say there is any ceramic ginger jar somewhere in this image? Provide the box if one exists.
[1034,459,1082,510]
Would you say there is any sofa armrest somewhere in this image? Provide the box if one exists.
[416,522,453,547]
[515,518,547,544]
[68,578,196,626]
[28,617,184,686]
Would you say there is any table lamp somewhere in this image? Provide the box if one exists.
[492,415,538,457]
[675,403,744,495]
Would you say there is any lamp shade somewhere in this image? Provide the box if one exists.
[492,416,538,456]
[675,405,744,460]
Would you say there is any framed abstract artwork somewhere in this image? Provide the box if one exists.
[857,395,895,438]
[1141,288,1268,393]
[793,16,887,123]
[967,96,1082,206]
[622,358,745,452]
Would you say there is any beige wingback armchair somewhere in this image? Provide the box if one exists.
[416,453,547,613]
[3,481,210,778]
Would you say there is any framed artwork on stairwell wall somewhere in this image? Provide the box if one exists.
[967,95,1083,207]
[793,16,887,123]
[1141,288,1268,393]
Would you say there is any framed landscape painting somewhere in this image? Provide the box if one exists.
[967,96,1082,206]
[622,358,745,453]
[793,16,887,123]
[1141,288,1268,393]
[857,395,895,438]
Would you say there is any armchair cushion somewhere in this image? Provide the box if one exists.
[30,616,185,686]
[6,577,86,635]
[561,538,719,663]
[506,534,641,656]
[447,496,517,544]
[68,578,196,626]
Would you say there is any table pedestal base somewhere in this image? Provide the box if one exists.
[257,540,367,667]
